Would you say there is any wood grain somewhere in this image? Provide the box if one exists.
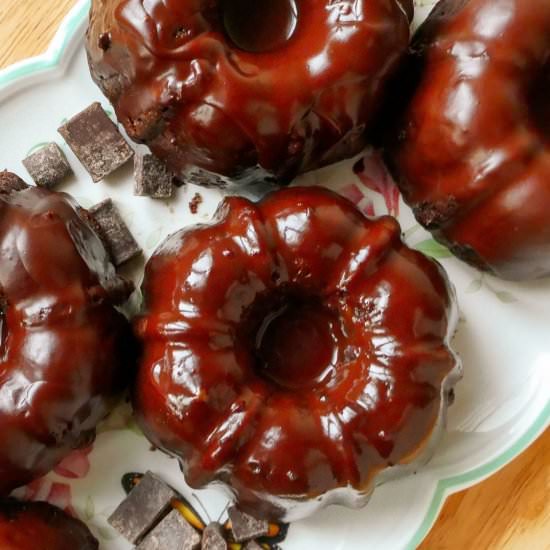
[420,432,549,550]
[0,0,77,69]
[0,1,548,548]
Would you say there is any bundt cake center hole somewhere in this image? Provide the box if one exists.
[254,298,337,390]
[529,58,550,141]
[221,0,299,54]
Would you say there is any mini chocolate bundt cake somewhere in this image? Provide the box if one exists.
[0,498,98,550]
[87,0,413,186]
[0,179,134,495]
[134,186,461,521]
[388,0,550,280]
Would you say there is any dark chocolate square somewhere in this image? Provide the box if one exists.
[134,154,174,198]
[58,102,133,182]
[22,142,72,188]
[0,171,28,194]
[201,523,227,550]
[136,509,201,550]
[228,507,269,542]
[108,471,177,544]
[88,198,141,266]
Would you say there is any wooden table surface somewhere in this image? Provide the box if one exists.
[0,1,548,548]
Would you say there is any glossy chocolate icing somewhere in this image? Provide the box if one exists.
[134,186,460,521]
[86,0,413,185]
[0,498,98,550]
[388,0,550,280]
[0,184,134,496]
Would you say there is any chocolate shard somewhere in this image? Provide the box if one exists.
[243,541,263,550]
[134,153,174,198]
[136,509,201,550]
[0,171,28,194]
[58,102,134,182]
[201,522,228,550]
[227,507,269,543]
[22,142,72,188]
[108,471,177,544]
[88,198,141,266]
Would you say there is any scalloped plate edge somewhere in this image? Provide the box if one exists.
[0,2,548,548]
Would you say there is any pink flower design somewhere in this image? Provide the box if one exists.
[21,478,50,502]
[20,478,76,517]
[340,183,376,218]
[46,482,77,517]
[17,446,93,518]
[15,446,92,520]
[340,183,365,206]
[361,201,376,218]
[353,151,400,217]
[54,446,93,479]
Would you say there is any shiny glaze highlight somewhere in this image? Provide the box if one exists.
[0,185,134,496]
[87,0,413,185]
[0,498,98,550]
[134,187,460,520]
[389,0,550,280]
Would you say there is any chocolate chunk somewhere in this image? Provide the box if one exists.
[189,192,203,214]
[58,102,133,182]
[22,142,72,188]
[185,166,230,189]
[0,171,28,194]
[136,509,201,550]
[227,507,269,542]
[89,198,141,266]
[201,522,227,550]
[243,541,263,550]
[108,471,177,544]
[134,154,174,198]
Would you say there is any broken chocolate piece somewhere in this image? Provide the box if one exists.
[22,142,72,188]
[108,471,177,544]
[201,522,227,550]
[88,198,141,266]
[0,171,28,194]
[243,541,263,550]
[227,507,269,543]
[136,509,201,550]
[58,102,133,182]
[134,154,174,198]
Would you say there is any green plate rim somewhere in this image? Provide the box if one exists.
[0,0,90,91]
[0,1,548,547]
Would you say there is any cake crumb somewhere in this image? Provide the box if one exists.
[189,193,203,214]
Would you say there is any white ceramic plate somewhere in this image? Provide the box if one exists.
[0,1,548,548]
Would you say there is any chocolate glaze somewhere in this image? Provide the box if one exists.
[86,0,413,185]
[222,0,299,54]
[388,0,550,280]
[0,184,134,496]
[134,186,460,520]
[0,498,98,550]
